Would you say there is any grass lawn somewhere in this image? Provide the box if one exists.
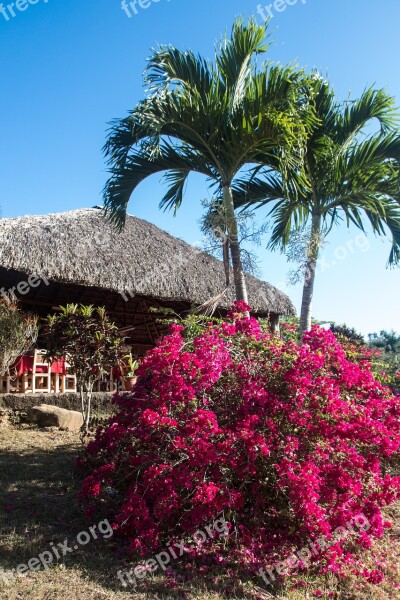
[0,422,399,599]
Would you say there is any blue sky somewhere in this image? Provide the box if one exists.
[1,0,399,335]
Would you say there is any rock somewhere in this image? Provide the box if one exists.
[27,404,83,432]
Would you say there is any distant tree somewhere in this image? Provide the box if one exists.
[367,329,400,395]
[368,329,400,353]
[330,323,365,345]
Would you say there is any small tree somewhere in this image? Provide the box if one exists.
[200,197,269,279]
[44,304,125,431]
[0,301,38,377]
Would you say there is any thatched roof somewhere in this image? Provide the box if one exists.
[0,208,295,316]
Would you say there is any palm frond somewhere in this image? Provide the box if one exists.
[337,87,399,145]
[232,167,309,211]
[103,143,214,229]
[145,45,214,95]
[268,200,311,251]
[328,132,400,206]
[160,170,190,213]
[216,18,268,92]
[362,201,400,266]
[103,114,135,167]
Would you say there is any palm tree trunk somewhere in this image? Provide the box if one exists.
[299,213,321,339]
[222,185,249,304]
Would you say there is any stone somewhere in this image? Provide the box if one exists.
[27,404,83,432]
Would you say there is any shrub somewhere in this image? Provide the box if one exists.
[0,301,38,376]
[330,323,365,345]
[44,304,125,430]
[79,302,400,579]
[370,351,400,396]
[368,331,400,395]
[281,319,400,396]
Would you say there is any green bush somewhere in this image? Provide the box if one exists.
[44,304,125,430]
[0,301,38,377]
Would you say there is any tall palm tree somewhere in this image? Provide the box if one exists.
[234,77,400,336]
[102,19,312,304]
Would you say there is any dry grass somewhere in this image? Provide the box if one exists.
[0,423,399,599]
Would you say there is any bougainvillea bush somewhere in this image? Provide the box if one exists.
[79,302,400,581]
[280,318,400,396]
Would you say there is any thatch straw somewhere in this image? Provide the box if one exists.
[0,208,295,316]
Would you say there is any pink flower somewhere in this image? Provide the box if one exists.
[193,482,220,504]
[230,300,252,314]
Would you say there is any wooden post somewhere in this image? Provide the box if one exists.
[270,313,280,335]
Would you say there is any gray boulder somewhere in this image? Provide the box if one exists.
[27,404,83,432]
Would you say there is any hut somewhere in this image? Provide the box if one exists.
[0,208,295,353]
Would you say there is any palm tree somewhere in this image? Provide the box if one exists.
[102,19,311,304]
[234,76,400,336]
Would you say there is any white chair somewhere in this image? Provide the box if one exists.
[60,361,77,394]
[31,350,51,394]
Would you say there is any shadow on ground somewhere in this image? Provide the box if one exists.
[0,427,133,595]
[0,425,245,599]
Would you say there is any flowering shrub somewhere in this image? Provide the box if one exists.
[79,302,400,580]
[280,317,400,396]
[371,351,400,396]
